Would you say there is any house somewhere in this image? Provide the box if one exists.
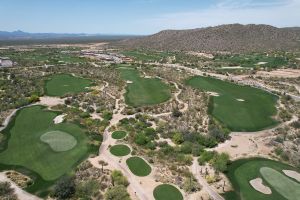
[0,57,13,67]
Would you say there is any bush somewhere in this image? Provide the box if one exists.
[134,132,149,145]
[173,132,184,144]
[211,153,230,172]
[105,185,130,200]
[53,176,76,200]
[198,150,216,165]
[111,170,129,187]
[0,182,17,200]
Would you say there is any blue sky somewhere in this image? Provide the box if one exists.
[0,0,299,35]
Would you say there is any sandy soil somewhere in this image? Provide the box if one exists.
[282,170,300,182]
[0,172,41,200]
[249,178,272,194]
[255,69,300,78]
[236,99,245,102]
[38,96,65,107]
[53,114,66,124]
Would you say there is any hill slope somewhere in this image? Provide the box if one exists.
[120,24,300,52]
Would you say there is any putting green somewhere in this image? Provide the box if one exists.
[40,131,77,152]
[45,74,92,96]
[112,131,127,139]
[153,184,183,200]
[224,158,300,200]
[110,145,131,157]
[260,167,300,200]
[0,106,91,182]
[186,76,278,131]
[118,67,171,107]
[126,156,151,176]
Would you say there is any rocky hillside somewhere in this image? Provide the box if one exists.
[120,24,300,52]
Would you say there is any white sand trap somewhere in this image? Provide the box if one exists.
[126,80,133,84]
[53,114,66,124]
[221,66,242,69]
[257,62,268,65]
[236,99,245,102]
[283,170,300,182]
[250,178,272,194]
[144,75,152,78]
[295,58,300,61]
[207,91,219,97]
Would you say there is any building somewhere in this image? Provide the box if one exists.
[0,57,13,67]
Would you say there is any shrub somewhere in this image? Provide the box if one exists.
[105,185,130,200]
[173,132,184,144]
[53,176,76,200]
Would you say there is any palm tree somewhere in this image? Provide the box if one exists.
[98,160,108,172]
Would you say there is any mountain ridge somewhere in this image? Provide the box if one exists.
[119,24,300,52]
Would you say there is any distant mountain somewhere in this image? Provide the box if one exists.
[0,30,139,41]
[119,24,300,52]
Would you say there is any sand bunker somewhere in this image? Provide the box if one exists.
[53,114,66,124]
[207,91,219,97]
[257,62,268,65]
[126,80,133,84]
[236,99,245,102]
[250,178,272,194]
[221,66,242,69]
[283,170,300,182]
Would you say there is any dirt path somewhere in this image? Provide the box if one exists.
[0,172,41,200]
[191,158,225,200]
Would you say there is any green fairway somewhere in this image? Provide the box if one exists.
[224,158,300,200]
[40,131,77,152]
[45,74,92,96]
[112,130,127,139]
[153,184,183,200]
[118,67,171,107]
[110,145,131,157]
[0,106,91,182]
[126,156,151,176]
[186,76,278,131]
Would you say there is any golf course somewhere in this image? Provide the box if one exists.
[126,156,152,176]
[45,74,92,96]
[186,76,278,131]
[224,158,300,200]
[112,130,127,139]
[118,67,171,107]
[110,144,131,157]
[0,106,96,195]
[153,184,183,200]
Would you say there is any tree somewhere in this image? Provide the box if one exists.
[212,153,230,172]
[0,182,17,200]
[98,160,108,172]
[134,132,149,145]
[28,94,40,103]
[172,132,184,144]
[75,180,100,199]
[172,108,182,118]
[111,170,129,187]
[105,185,130,200]
[53,176,76,200]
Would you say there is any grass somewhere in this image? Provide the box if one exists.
[40,131,77,152]
[224,158,300,200]
[260,167,300,200]
[126,156,151,176]
[45,74,92,96]
[186,76,278,131]
[122,50,173,62]
[110,145,131,157]
[118,67,171,107]
[214,54,288,68]
[111,130,127,139]
[153,184,183,200]
[0,106,96,196]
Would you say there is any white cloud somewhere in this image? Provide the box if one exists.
[138,0,300,33]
